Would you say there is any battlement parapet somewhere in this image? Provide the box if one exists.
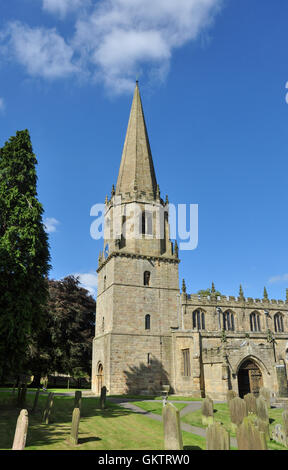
[183,293,288,308]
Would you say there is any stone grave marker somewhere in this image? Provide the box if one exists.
[256,396,270,440]
[229,397,247,433]
[42,392,54,424]
[244,393,257,414]
[236,416,267,450]
[100,386,107,410]
[206,422,230,450]
[201,397,214,426]
[74,391,82,410]
[69,407,81,446]
[226,390,237,404]
[259,387,271,408]
[162,402,183,450]
[12,409,29,450]
[31,388,40,414]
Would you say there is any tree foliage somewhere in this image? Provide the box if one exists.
[0,130,50,379]
[28,276,96,384]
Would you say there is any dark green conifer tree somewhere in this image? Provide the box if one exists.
[0,130,50,380]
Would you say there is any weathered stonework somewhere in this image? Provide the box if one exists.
[92,83,288,401]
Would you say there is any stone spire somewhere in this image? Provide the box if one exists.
[116,81,158,198]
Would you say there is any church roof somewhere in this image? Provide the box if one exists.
[116,81,158,198]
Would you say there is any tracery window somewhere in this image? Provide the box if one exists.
[274,312,284,333]
[192,309,205,330]
[250,311,261,332]
[222,310,235,331]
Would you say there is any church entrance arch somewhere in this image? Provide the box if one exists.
[97,363,104,395]
[237,359,263,398]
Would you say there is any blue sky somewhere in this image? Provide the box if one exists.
[0,0,288,300]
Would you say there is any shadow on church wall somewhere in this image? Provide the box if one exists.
[123,357,173,396]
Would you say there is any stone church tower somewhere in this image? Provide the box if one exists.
[92,82,180,395]
[92,82,288,401]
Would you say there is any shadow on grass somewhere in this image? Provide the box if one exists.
[184,445,202,450]
[0,392,135,450]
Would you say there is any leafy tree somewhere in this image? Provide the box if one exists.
[29,276,96,386]
[0,130,50,381]
[197,282,221,297]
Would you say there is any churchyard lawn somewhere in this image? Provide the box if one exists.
[0,390,205,450]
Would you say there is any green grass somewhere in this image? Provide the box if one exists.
[181,402,288,451]
[0,391,205,450]
[131,401,188,415]
[109,394,203,401]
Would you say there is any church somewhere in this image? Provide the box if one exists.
[92,82,288,400]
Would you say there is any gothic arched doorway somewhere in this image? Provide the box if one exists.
[238,359,263,398]
[97,363,104,395]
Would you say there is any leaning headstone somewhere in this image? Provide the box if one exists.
[31,388,40,414]
[69,407,81,445]
[272,424,287,447]
[12,409,29,450]
[206,422,230,450]
[256,396,270,439]
[42,392,54,424]
[236,416,267,450]
[244,393,257,414]
[229,397,247,433]
[201,397,214,426]
[162,402,183,450]
[100,386,107,410]
[74,391,82,411]
[282,409,288,438]
[226,390,237,404]
[19,384,27,408]
[259,387,271,408]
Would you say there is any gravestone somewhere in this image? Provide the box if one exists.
[236,416,267,450]
[162,402,183,450]
[31,388,40,414]
[275,364,288,398]
[201,397,214,426]
[74,391,82,410]
[272,424,287,447]
[100,386,107,410]
[229,397,247,433]
[259,387,271,408]
[69,407,81,446]
[206,422,230,450]
[244,393,257,414]
[256,396,270,439]
[226,390,237,404]
[282,409,288,438]
[42,392,54,424]
[19,384,27,408]
[12,409,29,450]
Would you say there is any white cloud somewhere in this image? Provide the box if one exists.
[74,272,98,297]
[44,217,60,233]
[1,22,78,79]
[0,0,223,93]
[0,97,5,112]
[42,0,90,18]
[268,274,288,284]
[72,0,223,93]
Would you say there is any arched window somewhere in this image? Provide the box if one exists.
[192,309,205,330]
[103,275,106,290]
[145,314,151,330]
[274,313,284,333]
[222,310,235,331]
[250,311,261,332]
[144,271,150,286]
[141,211,153,235]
